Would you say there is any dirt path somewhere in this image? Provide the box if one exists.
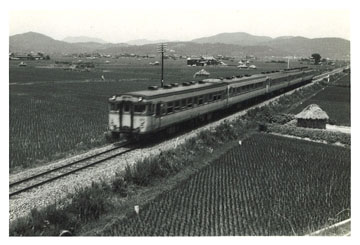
[308,219,351,236]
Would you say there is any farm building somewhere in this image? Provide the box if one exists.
[187,56,219,66]
[193,69,210,78]
[295,104,329,129]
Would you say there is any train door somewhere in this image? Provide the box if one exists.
[121,102,134,132]
[266,78,270,93]
[226,85,230,107]
[155,102,165,129]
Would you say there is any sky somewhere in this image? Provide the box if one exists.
[8,1,351,43]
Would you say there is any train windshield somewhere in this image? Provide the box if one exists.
[134,104,146,113]
[109,103,119,111]
[123,104,130,112]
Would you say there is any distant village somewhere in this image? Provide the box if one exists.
[9,51,50,60]
[9,49,336,72]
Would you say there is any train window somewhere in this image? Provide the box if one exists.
[208,94,213,102]
[198,96,204,105]
[148,104,155,114]
[161,105,166,115]
[194,96,198,105]
[167,102,174,114]
[237,87,241,93]
[134,104,146,113]
[174,100,180,111]
[187,98,193,108]
[123,104,130,112]
[181,99,187,109]
[110,103,118,111]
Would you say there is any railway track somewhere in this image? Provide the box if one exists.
[9,141,137,198]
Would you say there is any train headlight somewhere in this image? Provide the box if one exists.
[138,97,143,102]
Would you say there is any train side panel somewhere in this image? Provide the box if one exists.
[227,87,267,106]
[156,100,227,131]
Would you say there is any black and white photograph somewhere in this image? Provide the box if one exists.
[4,0,355,240]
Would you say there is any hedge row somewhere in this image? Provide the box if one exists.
[267,124,350,146]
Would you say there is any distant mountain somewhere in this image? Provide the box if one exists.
[126,39,169,45]
[9,32,128,54]
[63,36,108,43]
[192,32,273,46]
[9,31,350,59]
[274,36,295,40]
[191,32,350,59]
[260,36,350,59]
[10,32,90,53]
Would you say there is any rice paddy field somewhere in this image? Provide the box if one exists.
[291,74,350,126]
[100,133,350,236]
[9,56,338,170]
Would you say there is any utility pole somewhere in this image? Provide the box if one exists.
[157,43,167,88]
[287,57,290,69]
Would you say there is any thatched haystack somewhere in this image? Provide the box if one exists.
[193,69,210,78]
[295,104,329,129]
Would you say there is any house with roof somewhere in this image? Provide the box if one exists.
[187,56,219,66]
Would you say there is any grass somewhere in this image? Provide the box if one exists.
[10,181,112,236]
[291,74,350,126]
[97,134,351,236]
[9,118,256,236]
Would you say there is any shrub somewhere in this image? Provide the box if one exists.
[112,173,128,197]
[267,124,350,146]
[69,182,111,222]
[10,204,72,236]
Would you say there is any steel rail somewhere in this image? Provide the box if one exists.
[9,142,136,197]
[10,141,129,187]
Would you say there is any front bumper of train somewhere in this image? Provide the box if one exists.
[110,126,141,134]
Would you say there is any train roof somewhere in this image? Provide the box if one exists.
[109,67,313,102]
[266,68,311,80]
[114,74,269,100]
[120,80,226,100]
[221,74,267,84]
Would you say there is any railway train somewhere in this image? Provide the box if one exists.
[107,67,317,140]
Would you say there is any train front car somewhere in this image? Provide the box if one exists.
[107,94,153,141]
